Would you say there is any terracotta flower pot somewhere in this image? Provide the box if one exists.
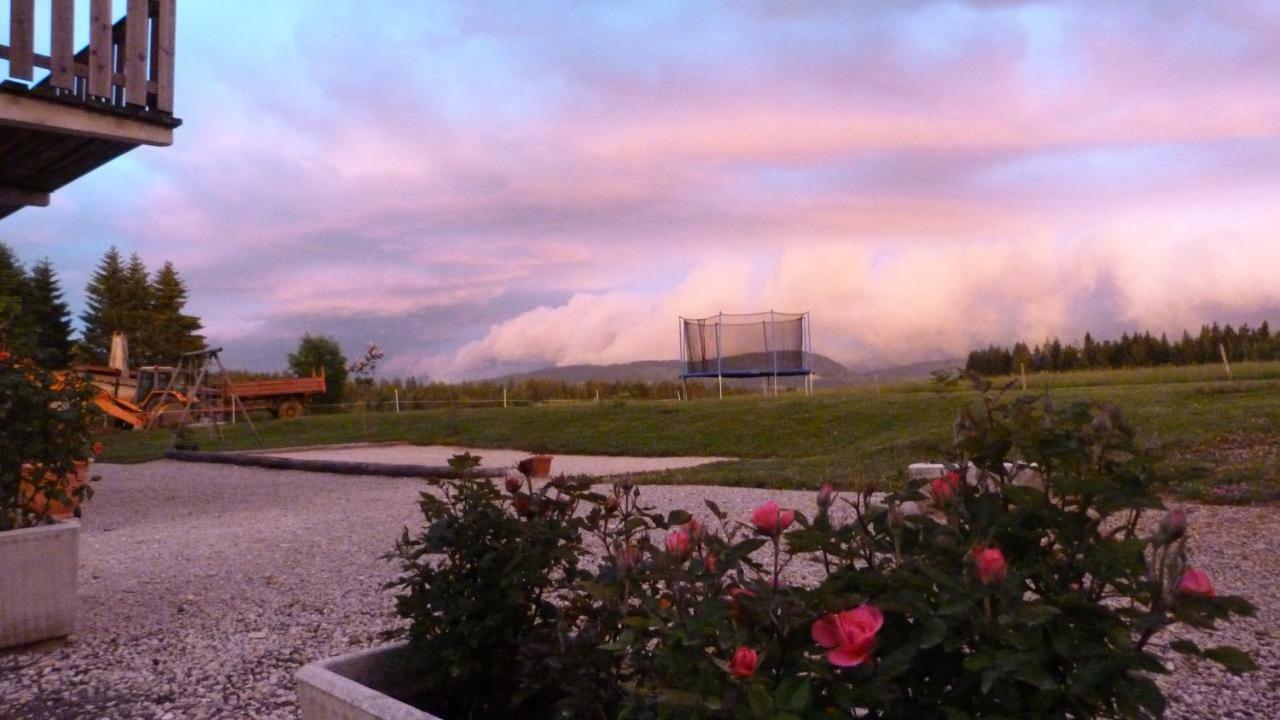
[518,455,553,478]
[19,460,89,519]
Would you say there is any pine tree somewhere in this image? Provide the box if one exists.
[122,253,154,365]
[22,259,74,368]
[0,242,31,356]
[148,261,204,363]
[79,247,129,364]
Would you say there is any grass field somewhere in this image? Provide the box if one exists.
[97,363,1280,502]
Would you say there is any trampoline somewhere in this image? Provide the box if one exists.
[679,311,813,397]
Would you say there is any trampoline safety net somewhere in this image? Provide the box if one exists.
[680,311,811,378]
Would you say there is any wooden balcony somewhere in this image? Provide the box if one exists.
[0,0,181,219]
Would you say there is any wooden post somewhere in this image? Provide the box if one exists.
[502,385,508,408]
[154,0,177,112]
[50,0,75,90]
[88,0,113,98]
[1219,343,1233,381]
[1020,363,1027,391]
[9,0,35,80]
[124,0,150,106]
[394,388,401,412]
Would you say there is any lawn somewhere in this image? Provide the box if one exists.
[97,366,1280,502]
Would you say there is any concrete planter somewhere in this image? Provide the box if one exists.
[0,519,80,649]
[297,643,442,720]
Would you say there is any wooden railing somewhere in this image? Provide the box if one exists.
[1,0,175,114]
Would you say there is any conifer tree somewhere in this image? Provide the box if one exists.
[147,261,204,362]
[122,253,154,366]
[79,247,129,363]
[0,242,34,357]
[22,259,73,367]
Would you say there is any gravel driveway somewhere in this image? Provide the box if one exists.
[1,461,1275,719]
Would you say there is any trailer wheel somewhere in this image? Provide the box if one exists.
[276,399,304,420]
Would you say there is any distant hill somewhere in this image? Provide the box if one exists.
[482,354,963,388]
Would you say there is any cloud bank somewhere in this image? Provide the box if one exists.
[2,1,1278,378]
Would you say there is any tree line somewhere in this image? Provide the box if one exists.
[281,333,747,406]
[965,322,1280,376]
[0,242,203,369]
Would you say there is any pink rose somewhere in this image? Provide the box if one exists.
[729,646,758,679]
[974,546,1008,586]
[752,500,795,537]
[1177,568,1215,598]
[812,604,883,667]
[666,528,692,559]
[930,470,962,504]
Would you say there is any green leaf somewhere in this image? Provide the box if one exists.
[775,677,811,712]
[919,617,948,649]
[745,684,773,718]
[1203,646,1258,674]
[1014,603,1062,626]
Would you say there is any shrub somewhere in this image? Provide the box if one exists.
[0,351,98,530]
[385,378,1255,719]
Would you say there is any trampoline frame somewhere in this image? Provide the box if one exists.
[678,310,813,399]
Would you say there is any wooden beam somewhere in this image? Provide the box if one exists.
[88,0,114,99]
[50,0,76,90]
[0,185,50,208]
[9,0,36,80]
[153,0,176,112]
[5,45,162,95]
[124,0,150,105]
[0,90,171,146]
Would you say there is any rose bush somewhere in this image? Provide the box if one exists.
[1,350,98,530]
[385,376,1255,719]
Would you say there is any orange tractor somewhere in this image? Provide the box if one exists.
[80,337,326,429]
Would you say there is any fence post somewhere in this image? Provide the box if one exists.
[503,386,508,408]
[394,388,401,412]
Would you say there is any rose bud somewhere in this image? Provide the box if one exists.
[1159,509,1187,542]
[751,500,795,537]
[1177,568,1215,598]
[514,495,532,517]
[616,544,640,574]
[817,483,836,510]
[729,646,758,679]
[504,474,522,494]
[603,494,620,514]
[685,517,703,541]
[930,471,962,505]
[90,441,105,457]
[516,458,535,477]
[973,546,1008,586]
[665,528,692,559]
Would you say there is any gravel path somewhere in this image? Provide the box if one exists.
[1,461,1275,719]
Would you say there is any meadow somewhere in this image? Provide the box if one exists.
[98,362,1280,502]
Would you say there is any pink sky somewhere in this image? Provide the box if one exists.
[4,1,1280,379]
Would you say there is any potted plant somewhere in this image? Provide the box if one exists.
[517,454,553,478]
[1,350,98,649]
[298,378,1256,719]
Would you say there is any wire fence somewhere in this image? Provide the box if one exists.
[301,396,642,415]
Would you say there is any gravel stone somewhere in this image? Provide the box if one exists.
[0,461,1274,718]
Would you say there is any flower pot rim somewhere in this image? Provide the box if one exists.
[297,642,443,720]
[0,517,80,538]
